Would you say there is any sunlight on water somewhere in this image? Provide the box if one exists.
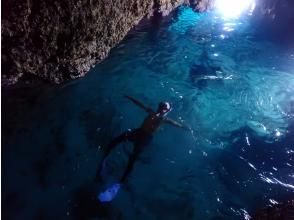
[166,8,294,148]
[214,0,256,18]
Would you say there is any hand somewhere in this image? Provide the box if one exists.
[182,125,191,131]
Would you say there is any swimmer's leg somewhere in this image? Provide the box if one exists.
[97,148,140,203]
[120,144,142,183]
[96,130,133,180]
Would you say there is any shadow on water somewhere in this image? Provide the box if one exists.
[188,49,224,89]
[2,192,25,220]
[1,81,53,145]
[79,108,117,149]
[71,182,109,220]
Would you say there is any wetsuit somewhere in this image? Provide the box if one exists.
[98,112,164,182]
[97,96,186,183]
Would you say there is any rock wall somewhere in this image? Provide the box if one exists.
[252,0,294,45]
[3,0,293,86]
[2,0,201,85]
[189,0,215,12]
[154,0,189,16]
[2,0,152,85]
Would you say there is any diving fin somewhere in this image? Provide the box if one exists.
[98,183,121,202]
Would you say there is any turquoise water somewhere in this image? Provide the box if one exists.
[3,7,294,220]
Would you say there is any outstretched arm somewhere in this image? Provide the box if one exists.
[163,118,190,130]
[124,95,154,113]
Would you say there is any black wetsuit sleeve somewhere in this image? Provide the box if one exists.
[124,95,154,113]
[163,118,190,130]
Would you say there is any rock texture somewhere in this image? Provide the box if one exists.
[2,0,156,85]
[3,0,292,85]
[189,0,215,12]
[2,0,200,85]
[154,0,189,16]
[252,0,294,44]
[8,0,282,85]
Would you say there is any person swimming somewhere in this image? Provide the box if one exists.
[97,95,189,184]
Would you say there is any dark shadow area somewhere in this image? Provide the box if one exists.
[71,183,113,220]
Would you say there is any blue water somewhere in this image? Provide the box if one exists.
[3,7,294,220]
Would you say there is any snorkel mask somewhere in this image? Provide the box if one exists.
[157,102,172,116]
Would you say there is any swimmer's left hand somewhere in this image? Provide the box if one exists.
[182,125,191,131]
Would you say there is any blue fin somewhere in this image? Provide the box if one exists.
[98,183,121,202]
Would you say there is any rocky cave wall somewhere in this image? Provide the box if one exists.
[2,0,293,85]
[2,0,204,85]
[2,0,153,85]
[252,0,294,44]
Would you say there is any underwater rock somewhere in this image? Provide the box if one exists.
[188,49,226,88]
[189,63,223,89]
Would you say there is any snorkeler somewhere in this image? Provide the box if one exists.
[97,95,188,191]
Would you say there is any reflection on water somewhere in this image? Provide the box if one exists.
[214,0,256,19]
[3,6,294,220]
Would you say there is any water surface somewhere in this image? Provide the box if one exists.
[3,7,294,220]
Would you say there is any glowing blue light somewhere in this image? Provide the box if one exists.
[214,0,256,18]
